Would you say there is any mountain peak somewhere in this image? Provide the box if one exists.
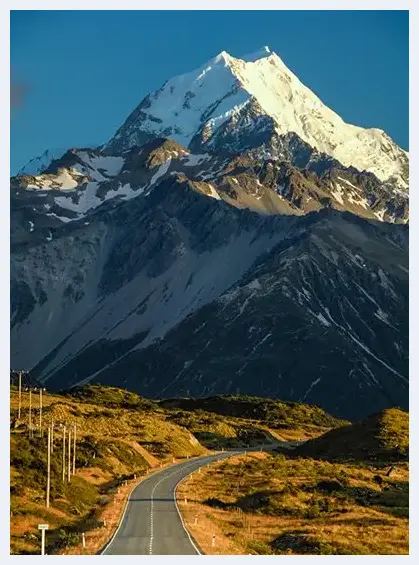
[240,45,272,62]
[103,46,408,191]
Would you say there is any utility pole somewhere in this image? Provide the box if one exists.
[51,420,54,453]
[72,424,76,475]
[68,428,72,483]
[39,388,43,437]
[29,389,32,439]
[62,426,66,483]
[46,426,51,508]
[18,371,22,420]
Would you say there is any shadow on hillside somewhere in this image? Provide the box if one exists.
[338,482,409,518]
[327,516,397,527]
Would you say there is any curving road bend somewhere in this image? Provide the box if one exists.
[101,451,245,555]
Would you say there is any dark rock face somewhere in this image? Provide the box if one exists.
[69,210,407,421]
[10,137,408,420]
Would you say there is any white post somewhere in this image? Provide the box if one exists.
[51,420,54,453]
[29,389,32,439]
[68,428,71,483]
[194,515,198,525]
[39,388,43,437]
[38,524,49,555]
[184,497,187,504]
[46,426,51,508]
[41,529,45,555]
[18,371,22,420]
[72,424,76,475]
[212,534,216,548]
[82,532,86,549]
[62,426,66,483]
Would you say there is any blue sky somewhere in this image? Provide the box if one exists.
[10,10,408,174]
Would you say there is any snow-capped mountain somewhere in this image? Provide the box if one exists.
[10,47,408,419]
[11,138,408,238]
[104,46,408,192]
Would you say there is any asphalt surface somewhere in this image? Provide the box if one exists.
[101,451,245,555]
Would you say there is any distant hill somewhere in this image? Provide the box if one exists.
[296,407,408,462]
[159,395,348,431]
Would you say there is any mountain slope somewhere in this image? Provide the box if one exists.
[11,146,408,419]
[103,46,408,191]
[10,47,408,420]
[61,209,406,420]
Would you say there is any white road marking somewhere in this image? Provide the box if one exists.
[149,475,167,555]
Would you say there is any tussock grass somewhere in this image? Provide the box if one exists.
[297,408,408,462]
[178,444,409,554]
[10,384,345,554]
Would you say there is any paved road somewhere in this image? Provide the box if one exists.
[101,451,245,555]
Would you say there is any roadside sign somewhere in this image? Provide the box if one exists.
[38,524,49,555]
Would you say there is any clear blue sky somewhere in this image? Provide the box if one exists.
[10,10,409,174]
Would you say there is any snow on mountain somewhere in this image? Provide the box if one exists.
[11,136,409,241]
[10,47,409,419]
[104,46,408,191]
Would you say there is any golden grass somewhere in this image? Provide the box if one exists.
[177,452,409,555]
[10,389,207,555]
[10,385,338,555]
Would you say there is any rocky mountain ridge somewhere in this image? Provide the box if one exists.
[11,47,409,419]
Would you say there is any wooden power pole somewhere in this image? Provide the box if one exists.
[68,428,72,483]
[29,389,32,439]
[39,388,43,437]
[72,424,76,475]
[51,420,54,453]
[62,426,66,483]
[46,426,51,508]
[18,371,22,420]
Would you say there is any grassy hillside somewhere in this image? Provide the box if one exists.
[176,407,409,555]
[177,451,409,555]
[296,408,408,462]
[10,384,341,555]
[160,395,347,433]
